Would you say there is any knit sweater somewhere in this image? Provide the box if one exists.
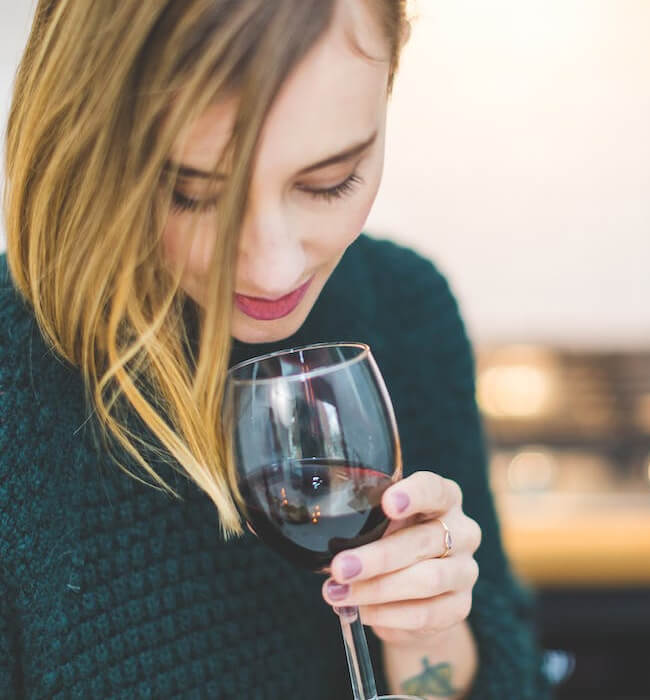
[0,235,550,699]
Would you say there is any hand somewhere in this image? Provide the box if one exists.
[322,471,482,648]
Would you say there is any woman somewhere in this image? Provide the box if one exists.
[0,1,550,697]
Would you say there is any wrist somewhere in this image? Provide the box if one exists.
[381,619,478,699]
[379,619,467,653]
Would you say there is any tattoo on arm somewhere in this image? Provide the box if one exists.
[401,657,457,698]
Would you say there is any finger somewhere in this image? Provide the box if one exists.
[330,517,461,583]
[382,471,463,520]
[323,557,479,607]
[359,591,473,634]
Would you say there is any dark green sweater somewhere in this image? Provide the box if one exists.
[0,236,549,699]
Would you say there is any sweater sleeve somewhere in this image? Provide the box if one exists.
[0,579,21,699]
[364,240,551,699]
[0,256,24,697]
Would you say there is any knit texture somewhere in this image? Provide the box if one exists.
[0,235,550,699]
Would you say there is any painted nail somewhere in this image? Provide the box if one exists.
[392,490,410,513]
[334,606,358,622]
[327,581,349,601]
[339,554,362,580]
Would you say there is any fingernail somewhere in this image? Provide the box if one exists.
[391,490,410,513]
[339,554,362,580]
[327,581,349,601]
[334,606,358,622]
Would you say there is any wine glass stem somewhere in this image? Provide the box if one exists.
[337,605,378,700]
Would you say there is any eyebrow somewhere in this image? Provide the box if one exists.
[163,130,378,182]
[162,162,226,181]
[296,131,378,175]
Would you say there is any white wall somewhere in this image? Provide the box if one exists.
[2,1,649,348]
[0,0,34,246]
[366,0,650,349]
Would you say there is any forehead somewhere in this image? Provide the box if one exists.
[171,0,390,174]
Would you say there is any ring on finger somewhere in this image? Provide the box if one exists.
[438,518,453,558]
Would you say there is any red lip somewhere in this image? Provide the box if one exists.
[234,276,314,321]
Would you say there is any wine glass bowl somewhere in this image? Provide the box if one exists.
[225,343,402,572]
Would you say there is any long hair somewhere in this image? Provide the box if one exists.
[4,0,409,536]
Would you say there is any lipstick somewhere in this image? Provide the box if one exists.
[234,276,313,321]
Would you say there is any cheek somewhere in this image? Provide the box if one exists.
[162,215,217,278]
[161,217,182,266]
[342,152,385,244]
[354,177,381,233]
[313,172,382,256]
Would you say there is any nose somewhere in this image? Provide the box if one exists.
[236,201,307,298]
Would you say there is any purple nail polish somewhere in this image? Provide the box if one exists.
[334,606,358,622]
[392,490,410,513]
[340,554,362,580]
[327,581,349,601]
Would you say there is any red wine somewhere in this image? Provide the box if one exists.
[239,458,392,571]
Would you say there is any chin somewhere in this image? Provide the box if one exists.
[231,309,308,345]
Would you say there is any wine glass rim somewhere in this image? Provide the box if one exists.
[227,341,371,385]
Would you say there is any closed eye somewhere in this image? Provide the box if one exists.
[170,172,363,214]
[171,190,218,213]
[297,173,363,203]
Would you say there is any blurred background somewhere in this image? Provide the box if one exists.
[1,1,649,697]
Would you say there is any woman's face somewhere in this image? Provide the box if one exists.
[162,0,391,344]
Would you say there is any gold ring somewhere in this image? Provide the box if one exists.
[439,518,453,558]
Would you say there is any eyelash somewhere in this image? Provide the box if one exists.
[300,172,364,203]
[170,172,363,214]
[170,190,216,213]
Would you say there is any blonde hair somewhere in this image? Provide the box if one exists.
[4,0,409,536]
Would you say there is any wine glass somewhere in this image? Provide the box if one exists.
[223,342,423,700]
